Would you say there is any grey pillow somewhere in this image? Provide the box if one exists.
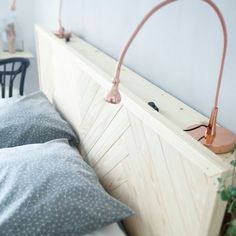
[0,139,133,236]
[0,92,79,148]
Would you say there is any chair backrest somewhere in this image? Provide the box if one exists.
[0,57,30,98]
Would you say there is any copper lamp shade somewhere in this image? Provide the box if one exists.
[104,0,236,154]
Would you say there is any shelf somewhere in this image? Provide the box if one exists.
[0,51,34,60]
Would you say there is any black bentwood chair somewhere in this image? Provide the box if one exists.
[0,57,30,98]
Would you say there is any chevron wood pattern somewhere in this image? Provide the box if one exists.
[35,25,233,236]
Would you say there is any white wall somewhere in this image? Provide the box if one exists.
[36,0,236,134]
[0,0,38,94]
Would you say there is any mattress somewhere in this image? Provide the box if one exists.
[85,223,126,236]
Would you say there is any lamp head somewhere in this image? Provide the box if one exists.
[104,82,121,104]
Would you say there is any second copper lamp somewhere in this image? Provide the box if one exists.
[104,0,236,154]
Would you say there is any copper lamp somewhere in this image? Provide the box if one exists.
[104,0,236,154]
[55,0,70,39]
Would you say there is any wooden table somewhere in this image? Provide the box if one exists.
[0,51,33,60]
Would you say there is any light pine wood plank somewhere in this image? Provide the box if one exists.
[111,183,142,236]
[85,107,130,165]
[125,125,175,236]
[50,46,84,128]
[127,115,186,236]
[94,135,129,174]
[101,162,128,192]
[80,102,123,157]
[181,155,209,218]
[53,89,82,137]
[78,87,106,140]
[35,27,54,101]
[74,70,91,103]
[160,138,200,235]
[79,78,100,119]
[199,175,227,236]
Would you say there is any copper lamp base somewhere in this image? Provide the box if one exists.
[54,26,71,40]
[186,124,236,154]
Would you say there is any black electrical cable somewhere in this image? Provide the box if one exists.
[183,124,208,132]
[197,136,205,142]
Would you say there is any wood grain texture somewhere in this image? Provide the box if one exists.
[35,25,234,236]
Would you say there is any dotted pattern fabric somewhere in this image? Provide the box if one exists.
[0,139,133,236]
[0,92,79,148]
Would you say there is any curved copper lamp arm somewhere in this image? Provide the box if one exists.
[202,0,227,139]
[203,0,227,109]
[105,0,235,153]
[55,0,67,38]
[105,0,177,104]
[187,1,235,154]
[58,0,63,29]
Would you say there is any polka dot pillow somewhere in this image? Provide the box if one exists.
[0,92,79,148]
[0,139,133,236]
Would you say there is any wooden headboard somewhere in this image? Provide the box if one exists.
[35,25,233,236]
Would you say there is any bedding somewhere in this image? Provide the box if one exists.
[0,91,78,148]
[85,223,126,236]
[0,139,132,236]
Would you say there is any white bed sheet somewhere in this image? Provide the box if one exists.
[84,223,126,236]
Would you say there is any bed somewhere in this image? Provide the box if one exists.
[35,25,234,236]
